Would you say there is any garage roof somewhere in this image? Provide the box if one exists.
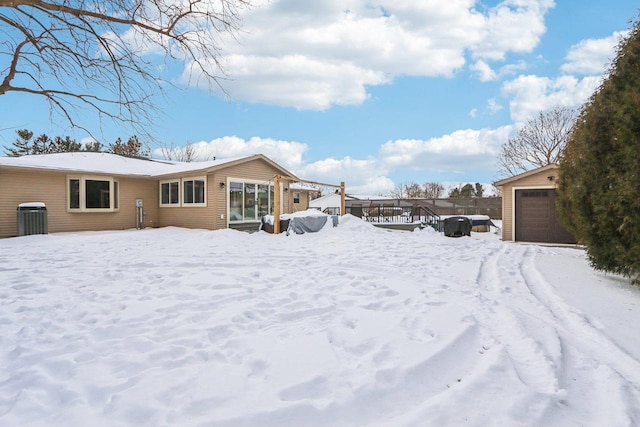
[494,164,559,187]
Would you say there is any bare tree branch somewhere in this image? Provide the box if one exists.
[0,0,251,141]
[159,140,200,162]
[497,106,578,177]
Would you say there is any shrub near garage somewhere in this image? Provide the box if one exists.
[558,17,640,281]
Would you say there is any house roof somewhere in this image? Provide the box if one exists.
[0,152,298,179]
[493,164,559,187]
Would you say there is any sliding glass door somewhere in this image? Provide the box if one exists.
[228,180,277,222]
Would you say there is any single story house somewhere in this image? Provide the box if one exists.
[494,164,576,244]
[0,152,313,238]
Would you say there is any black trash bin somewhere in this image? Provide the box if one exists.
[443,216,472,237]
[17,202,48,236]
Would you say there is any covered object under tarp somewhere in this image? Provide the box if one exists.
[443,216,472,237]
[439,215,496,233]
[289,215,339,234]
[260,218,290,234]
[261,211,339,234]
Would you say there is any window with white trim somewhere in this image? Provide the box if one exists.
[160,180,180,206]
[183,177,206,205]
[293,192,301,204]
[160,177,207,207]
[228,179,276,222]
[67,176,119,212]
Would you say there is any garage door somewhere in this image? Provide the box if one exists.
[515,189,576,244]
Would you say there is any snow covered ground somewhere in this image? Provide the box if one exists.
[1,215,639,426]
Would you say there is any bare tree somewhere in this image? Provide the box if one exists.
[159,141,218,162]
[0,0,250,139]
[498,106,578,177]
[404,182,423,198]
[160,141,198,162]
[423,182,444,199]
[389,182,407,198]
[390,181,445,198]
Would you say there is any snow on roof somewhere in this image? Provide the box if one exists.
[349,194,393,200]
[288,182,320,191]
[0,152,246,177]
[309,193,393,203]
[18,202,46,208]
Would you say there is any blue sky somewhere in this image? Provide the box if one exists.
[1,1,637,195]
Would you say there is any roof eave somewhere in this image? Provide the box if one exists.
[494,164,559,187]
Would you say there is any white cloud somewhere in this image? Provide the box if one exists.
[298,156,395,195]
[154,137,393,195]
[471,0,554,61]
[561,31,627,75]
[172,136,309,171]
[378,126,512,172]
[498,30,625,126]
[179,0,555,109]
[212,55,388,110]
[487,98,503,114]
[467,98,503,120]
[152,125,517,195]
[471,60,498,82]
[498,60,528,77]
[502,74,601,123]
[471,59,528,82]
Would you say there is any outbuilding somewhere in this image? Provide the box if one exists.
[494,164,576,244]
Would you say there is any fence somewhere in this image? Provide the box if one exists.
[321,197,502,221]
[323,205,439,226]
[414,197,502,219]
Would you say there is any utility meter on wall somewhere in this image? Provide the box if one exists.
[136,199,143,208]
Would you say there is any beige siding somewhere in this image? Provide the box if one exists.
[499,168,558,241]
[288,190,310,212]
[121,177,160,229]
[157,158,294,231]
[157,175,216,230]
[1,156,302,237]
[212,173,227,230]
[0,169,158,238]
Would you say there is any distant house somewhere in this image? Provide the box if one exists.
[494,164,576,244]
[0,152,312,238]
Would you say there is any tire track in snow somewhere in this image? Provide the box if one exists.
[520,246,640,389]
[474,244,562,396]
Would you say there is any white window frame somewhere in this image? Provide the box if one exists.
[226,177,282,223]
[182,176,207,207]
[293,192,301,204]
[159,179,181,207]
[159,177,208,207]
[67,175,119,213]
